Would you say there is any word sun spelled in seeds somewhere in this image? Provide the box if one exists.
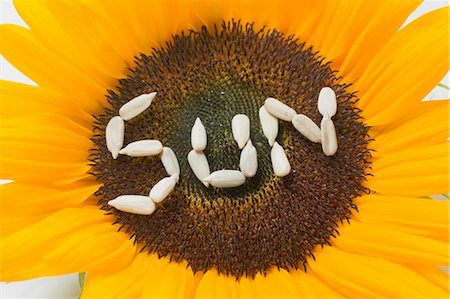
[105,88,339,215]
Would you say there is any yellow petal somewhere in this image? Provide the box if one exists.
[250,269,303,299]
[1,112,92,136]
[306,0,420,67]
[0,206,136,281]
[368,175,449,198]
[333,220,449,266]
[411,266,450,293]
[81,254,159,298]
[371,143,448,173]
[310,246,448,299]
[291,269,346,299]
[142,260,195,299]
[355,7,449,125]
[338,0,421,82]
[81,254,193,299]
[0,117,93,185]
[0,24,106,114]
[13,0,126,81]
[73,0,143,63]
[75,0,193,71]
[0,181,99,237]
[194,269,239,299]
[355,195,449,241]
[370,100,449,156]
[0,158,91,187]
[237,276,255,299]
[0,81,93,128]
[367,143,449,196]
[208,0,324,41]
[194,268,305,299]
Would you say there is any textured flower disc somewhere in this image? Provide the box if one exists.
[91,21,372,278]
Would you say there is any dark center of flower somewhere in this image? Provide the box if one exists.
[91,21,371,279]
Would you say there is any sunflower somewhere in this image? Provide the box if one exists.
[1,0,449,298]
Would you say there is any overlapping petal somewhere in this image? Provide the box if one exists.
[355,195,449,241]
[411,266,450,293]
[367,143,448,197]
[0,24,107,113]
[0,181,99,238]
[0,207,136,282]
[355,6,449,125]
[370,100,449,156]
[82,254,196,299]
[333,220,448,266]
[0,115,94,185]
[0,81,93,127]
[309,247,448,299]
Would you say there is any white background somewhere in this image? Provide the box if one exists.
[0,0,449,298]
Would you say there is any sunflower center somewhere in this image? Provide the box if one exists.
[170,82,272,198]
[92,21,371,278]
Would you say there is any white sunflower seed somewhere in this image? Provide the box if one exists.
[318,87,337,117]
[231,114,250,149]
[191,117,207,151]
[271,142,291,177]
[264,97,297,122]
[108,195,156,215]
[106,116,125,159]
[292,114,321,143]
[119,92,157,121]
[149,174,178,203]
[160,147,180,178]
[204,170,246,188]
[321,116,338,156]
[259,106,278,146]
[187,149,210,187]
[240,139,258,177]
[119,140,163,157]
